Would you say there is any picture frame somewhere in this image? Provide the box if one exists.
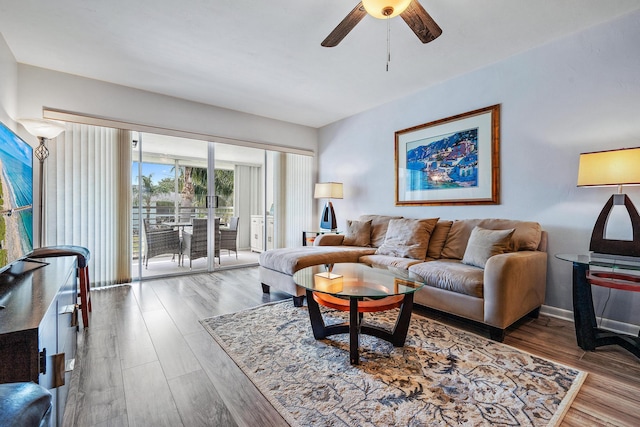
[395,104,500,206]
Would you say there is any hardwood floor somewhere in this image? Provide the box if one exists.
[63,267,640,426]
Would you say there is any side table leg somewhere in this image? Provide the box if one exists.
[350,298,359,365]
[572,262,597,350]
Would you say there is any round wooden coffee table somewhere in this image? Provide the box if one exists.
[293,262,425,364]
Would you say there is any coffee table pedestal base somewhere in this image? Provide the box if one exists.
[305,289,415,365]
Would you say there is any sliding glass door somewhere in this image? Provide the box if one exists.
[132,133,212,278]
[214,143,265,257]
[131,134,279,279]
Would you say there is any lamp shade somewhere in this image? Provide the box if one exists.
[362,0,411,19]
[577,147,640,187]
[314,182,343,199]
[19,118,66,139]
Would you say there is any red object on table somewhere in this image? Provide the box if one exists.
[586,271,640,292]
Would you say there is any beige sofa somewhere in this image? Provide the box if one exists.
[259,215,547,341]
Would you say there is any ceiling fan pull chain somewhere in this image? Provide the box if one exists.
[386,15,391,71]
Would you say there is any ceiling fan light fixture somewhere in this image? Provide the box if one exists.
[362,0,412,19]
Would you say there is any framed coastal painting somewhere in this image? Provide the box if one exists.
[395,104,500,206]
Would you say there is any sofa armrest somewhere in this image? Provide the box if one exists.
[483,251,548,329]
[314,234,345,246]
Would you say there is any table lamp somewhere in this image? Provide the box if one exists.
[314,182,343,231]
[577,147,640,259]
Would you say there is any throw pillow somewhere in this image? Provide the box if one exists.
[358,215,403,248]
[342,219,372,247]
[375,218,439,260]
[462,226,515,268]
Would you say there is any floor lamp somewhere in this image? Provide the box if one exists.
[19,118,66,247]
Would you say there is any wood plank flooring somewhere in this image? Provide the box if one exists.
[63,267,640,426]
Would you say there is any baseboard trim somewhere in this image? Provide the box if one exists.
[540,305,640,336]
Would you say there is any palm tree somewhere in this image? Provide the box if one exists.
[178,167,234,209]
[215,169,234,205]
[190,167,208,206]
[134,174,155,220]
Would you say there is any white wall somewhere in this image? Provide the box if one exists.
[318,10,640,326]
[16,64,317,153]
[14,62,318,251]
[0,34,17,127]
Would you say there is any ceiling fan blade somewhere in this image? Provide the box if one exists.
[321,2,368,47]
[400,0,443,44]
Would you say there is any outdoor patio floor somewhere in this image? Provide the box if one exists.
[132,249,261,279]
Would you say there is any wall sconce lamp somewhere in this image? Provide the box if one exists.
[18,118,66,246]
[314,182,343,231]
[577,147,640,259]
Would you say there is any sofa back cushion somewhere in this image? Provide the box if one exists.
[441,219,542,260]
[427,220,453,259]
[342,219,372,247]
[358,215,403,248]
[375,218,439,260]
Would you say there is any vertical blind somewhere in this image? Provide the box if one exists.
[286,153,316,247]
[269,151,314,249]
[115,129,132,283]
[234,164,261,250]
[46,123,131,286]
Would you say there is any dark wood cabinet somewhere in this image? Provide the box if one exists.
[0,256,78,426]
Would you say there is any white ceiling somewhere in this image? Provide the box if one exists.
[1,1,640,128]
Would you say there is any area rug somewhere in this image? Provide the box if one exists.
[200,301,586,426]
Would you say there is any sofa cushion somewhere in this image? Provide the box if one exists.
[427,220,453,259]
[259,246,376,275]
[409,260,485,298]
[462,226,515,268]
[375,218,439,260]
[342,219,372,247]
[358,215,403,248]
[358,254,424,269]
[441,219,542,260]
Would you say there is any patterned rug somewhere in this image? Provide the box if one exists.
[201,301,586,426]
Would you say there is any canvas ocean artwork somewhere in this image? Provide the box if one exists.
[0,123,33,268]
[406,127,479,191]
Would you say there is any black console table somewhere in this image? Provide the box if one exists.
[556,253,640,359]
[0,256,78,426]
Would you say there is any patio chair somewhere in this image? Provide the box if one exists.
[182,218,221,268]
[141,218,181,268]
[220,216,239,258]
[155,202,175,223]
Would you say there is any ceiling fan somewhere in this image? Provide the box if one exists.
[322,0,442,47]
